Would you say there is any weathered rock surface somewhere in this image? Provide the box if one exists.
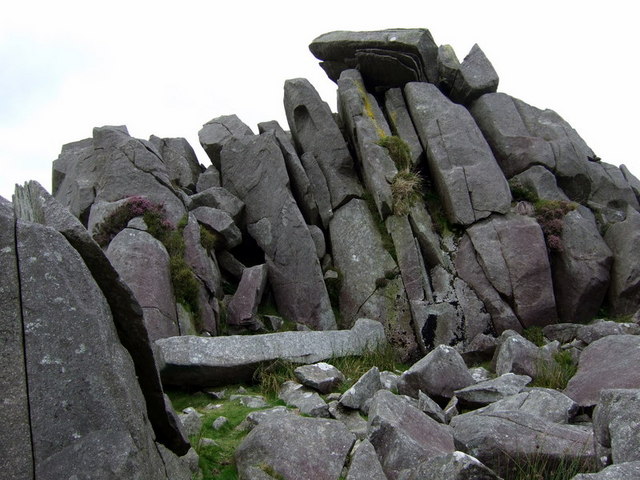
[405,82,511,225]
[13,181,189,454]
[330,198,417,360]
[294,362,345,394]
[227,264,268,329]
[408,451,502,480]
[451,410,595,479]
[564,335,640,407]
[16,219,177,478]
[338,69,395,218]
[189,187,244,224]
[464,214,558,328]
[553,209,612,323]
[593,389,640,464]
[368,390,456,480]
[283,77,363,209]
[220,133,336,330]
[278,381,330,417]
[604,206,640,315]
[339,366,382,413]
[397,345,475,400]
[384,88,424,166]
[450,44,499,104]
[149,135,202,192]
[107,227,179,341]
[571,461,640,480]
[493,330,549,378]
[346,439,387,480]
[198,114,253,169]
[235,415,355,480]
[309,28,439,87]
[157,318,385,387]
[454,373,531,406]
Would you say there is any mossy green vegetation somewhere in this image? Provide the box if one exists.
[533,199,577,253]
[502,452,595,480]
[377,135,424,216]
[508,178,538,204]
[362,191,397,262]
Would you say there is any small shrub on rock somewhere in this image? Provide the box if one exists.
[378,135,424,216]
[533,199,577,253]
[94,196,168,247]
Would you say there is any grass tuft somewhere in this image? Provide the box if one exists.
[530,350,577,390]
[391,170,423,216]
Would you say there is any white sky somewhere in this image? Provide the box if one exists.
[1,0,638,199]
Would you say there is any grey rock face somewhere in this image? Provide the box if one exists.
[553,209,612,323]
[294,362,345,394]
[397,345,475,400]
[576,320,640,345]
[278,381,330,417]
[107,227,179,341]
[149,135,202,192]
[330,198,417,360]
[368,390,456,480]
[16,220,169,478]
[196,165,221,192]
[493,331,546,378]
[409,202,448,270]
[198,114,253,169]
[451,410,595,479]
[465,214,558,328]
[571,462,640,480]
[235,415,355,480]
[337,69,395,218]
[454,373,531,406]
[238,407,293,432]
[283,77,363,209]
[604,206,640,315]
[510,165,570,201]
[0,199,33,479]
[408,451,502,480]
[384,88,424,166]
[309,28,439,86]
[436,44,461,95]
[178,408,203,438]
[405,82,511,225]
[192,206,241,249]
[13,181,189,454]
[182,212,222,298]
[157,318,385,387]
[417,391,446,423]
[346,439,387,480]
[220,133,335,330]
[258,120,320,225]
[564,335,640,407]
[189,187,244,224]
[470,93,556,177]
[450,44,499,104]
[593,389,640,464]
[339,367,382,413]
[227,264,268,329]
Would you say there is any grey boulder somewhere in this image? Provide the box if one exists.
[571,461,640,480]
[593,389,640,464]
[454,373,532,406]
[346,439,387,480]
[235,415,355,480]
[198,114,253,169]
[408,451,502,480]
[278,381,330,417]
[450,44,499,104]
[294,362,345,394]
[339,366,382,413]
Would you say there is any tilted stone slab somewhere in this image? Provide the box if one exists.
[192,206,241,249]
[408,451,502,480]
[283,78,363,209]
[309,29,439,86]
[454,373,532,406]
[509,165,570,201]
[593,389,640,464]
[227,264,268,329]
[107,227,179,341]
[466,214,558,328]
[198,114,253,169]
[337,69,395,218]
[258,120,320,226]
[346,439,387,480]
[436,44,461,95]
[604,206,640,315]
[384,88,424,166]
[13,181,189,454]
[450,410,595,479]
[149,135,202,192]
[17,220,170,478]
[553,210,612,323]
[330,198,418,361]
[564,335,640,407]
[157,318,385,387]
[189,187,244,225]
[220,133,335,330]
[235,415,355,480]
[368,390,455,480]
[0,198,33,479]
[450,44,499,104]
[470,92,556,177]
[571,462,640,480]
[405,82,511,225]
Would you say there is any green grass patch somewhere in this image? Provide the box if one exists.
[530,350,577,390]
[522,326,545,347]
[502,452,596,480]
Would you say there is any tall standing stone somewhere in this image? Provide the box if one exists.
[405,82,511,225]
[283,77,363,209]
[220,134,336,330]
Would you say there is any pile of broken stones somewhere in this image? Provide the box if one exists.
[3,26,640,480]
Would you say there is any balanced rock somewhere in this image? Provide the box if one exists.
[450,44,499,104]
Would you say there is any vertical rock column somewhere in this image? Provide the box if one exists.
[220,134,336,330]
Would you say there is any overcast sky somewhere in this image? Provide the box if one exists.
[2,0,638,200]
